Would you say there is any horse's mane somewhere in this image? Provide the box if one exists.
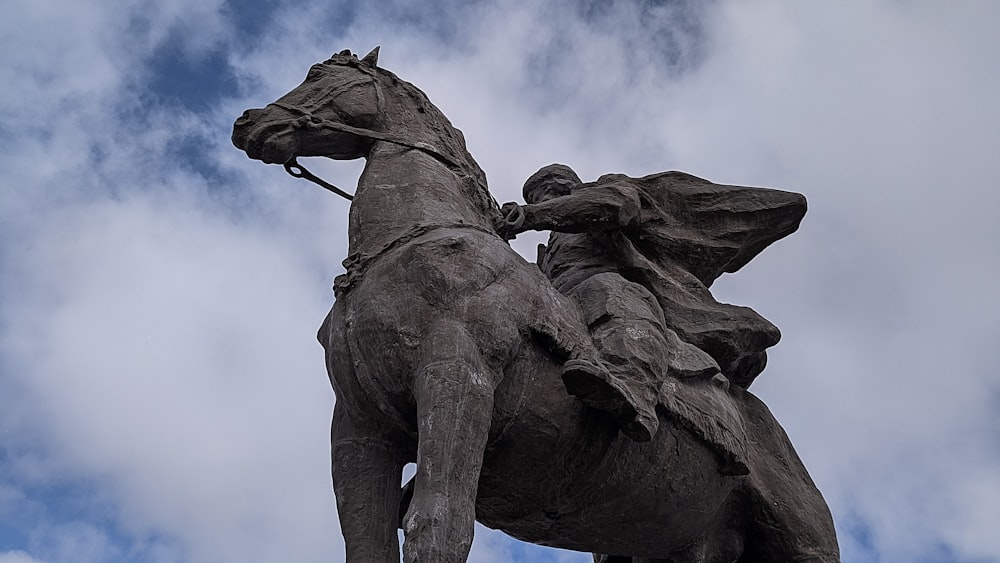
[325,53,500,227]
[378,67,501,226]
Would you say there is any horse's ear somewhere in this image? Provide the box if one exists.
[337,49,352,57]
[361,46,380,67]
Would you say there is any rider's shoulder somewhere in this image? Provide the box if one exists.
[586,174,643,198]
[636,170,712,187]
[593,171,713,194]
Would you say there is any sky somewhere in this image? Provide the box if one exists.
[1,0,998,562]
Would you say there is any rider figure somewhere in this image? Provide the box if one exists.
[502,164,807,446]
[503,165,723,443]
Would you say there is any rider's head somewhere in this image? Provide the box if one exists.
[522,164,582,204]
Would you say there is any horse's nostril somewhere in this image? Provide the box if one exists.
[236,108,267,126]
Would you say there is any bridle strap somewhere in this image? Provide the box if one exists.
[270,100,471,173]
[268,72,481,203]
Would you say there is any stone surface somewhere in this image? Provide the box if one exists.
[233,48,840,563]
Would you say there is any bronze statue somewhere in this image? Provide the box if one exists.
[232,47,840,563]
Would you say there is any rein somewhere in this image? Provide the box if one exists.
[284,159,355,201]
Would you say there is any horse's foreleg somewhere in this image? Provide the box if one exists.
[331,403,406,562]
[402,321,495,563]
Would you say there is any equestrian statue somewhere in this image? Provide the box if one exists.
[232,47,840,563]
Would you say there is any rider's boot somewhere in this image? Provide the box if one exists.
[621,405,658,444]
[562,359,657,442]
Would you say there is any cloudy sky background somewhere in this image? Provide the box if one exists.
[2,1,998,561]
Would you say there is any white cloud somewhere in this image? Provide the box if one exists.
[0,552,46,563]
[3,193,344,560]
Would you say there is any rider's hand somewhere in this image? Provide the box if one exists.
[499,202,525,239]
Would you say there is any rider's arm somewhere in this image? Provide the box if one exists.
[520,184,642,233]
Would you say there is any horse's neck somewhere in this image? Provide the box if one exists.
[346,143,494,257]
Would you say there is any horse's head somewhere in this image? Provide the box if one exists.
[232,48,382,164]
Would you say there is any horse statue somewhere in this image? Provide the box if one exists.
[232,47,839,563]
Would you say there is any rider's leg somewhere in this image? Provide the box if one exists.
[574,274,664,441]
[331,403,407,562]
[401,320,494,563]
[526,285,645,439]
[566,273,722,442]
[581,274,719,378]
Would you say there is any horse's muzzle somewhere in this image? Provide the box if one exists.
[232,108,300,164]
[232,108,265,153]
